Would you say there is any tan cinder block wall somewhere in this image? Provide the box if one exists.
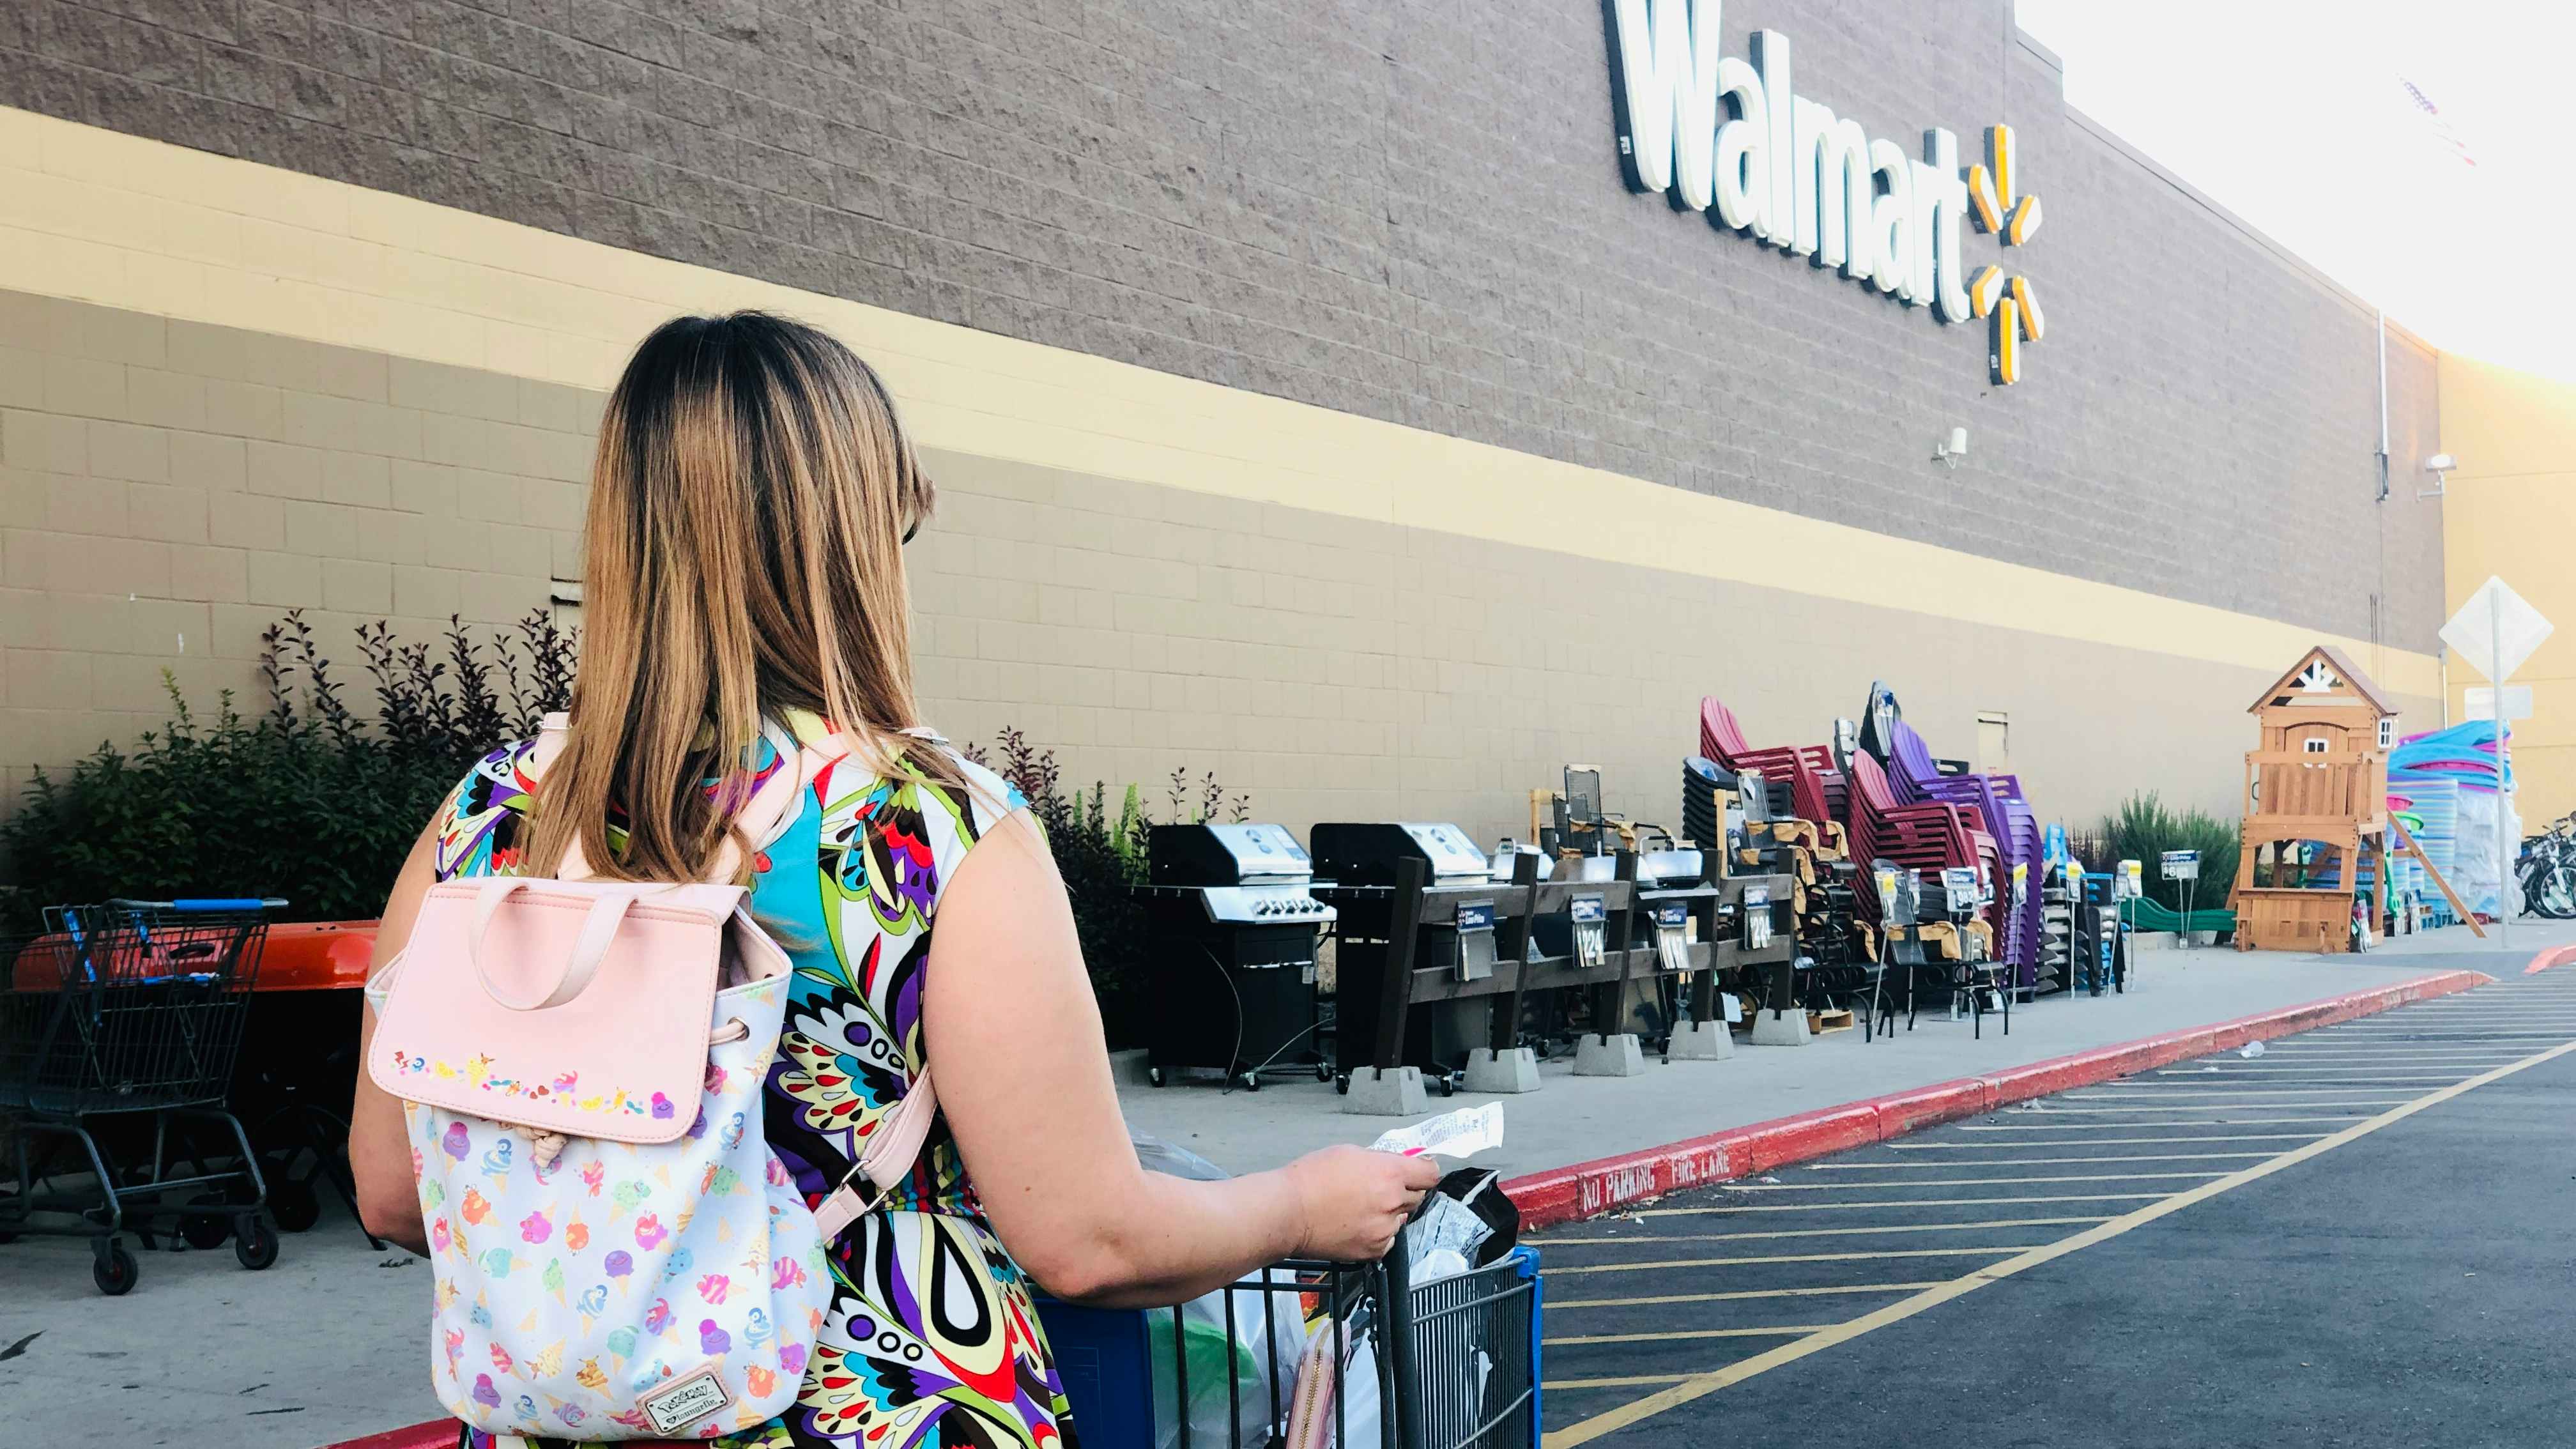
[1,289,592,787]
[2439,354,2576,825]
[4,285,2436,853]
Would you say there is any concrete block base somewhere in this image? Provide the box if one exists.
[1574,1032,1647,1077]
[1463,1046,1542,1093]
[1751,1009,1814,1046]
[1665,1020,1736,1061]
[1340,1065,1427,1116]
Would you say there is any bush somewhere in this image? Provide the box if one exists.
[965,729,1248,1050]
[1,610,576,931]
[2095,792,2240,911]
[3,611,1248,1052]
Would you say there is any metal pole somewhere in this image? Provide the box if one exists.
[2494,599,2511,952]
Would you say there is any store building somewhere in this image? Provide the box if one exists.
[1,1,2451,842]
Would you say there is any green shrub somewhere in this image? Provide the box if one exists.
[1,611,576,931]
[964,730,1248,1050]
[3,612,1248,1051]
[2095,792,2240,911]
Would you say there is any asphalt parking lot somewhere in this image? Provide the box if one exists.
[1532,953,2576,1447]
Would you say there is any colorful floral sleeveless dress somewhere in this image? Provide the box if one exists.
[423,712,1078,1449]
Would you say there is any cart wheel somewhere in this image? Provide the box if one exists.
[1314,1062,1333,1082]
[1239,1071,1262,1092]
[181,1193,233,1250]
[1335,1075,1350,1095]
[233,1215,279,1271]
[93,1239,139,1296]
[269,1176,321,1234]
[1146,1067,1167,1088]
[1432,1075,1455,1098]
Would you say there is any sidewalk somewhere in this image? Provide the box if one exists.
[1117,924,2576,1190]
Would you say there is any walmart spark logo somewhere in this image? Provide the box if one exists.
[1965,125,2044,385]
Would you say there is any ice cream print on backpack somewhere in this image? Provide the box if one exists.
[367,719,857,1439]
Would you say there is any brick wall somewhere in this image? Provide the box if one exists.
[0,0,2444,648]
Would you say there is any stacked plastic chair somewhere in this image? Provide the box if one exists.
[1841,748,2002,930]
[1698,698,1847,838]
[1697,696,1870,969]
[1874,713,2046,983]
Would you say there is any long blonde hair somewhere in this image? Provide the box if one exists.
[525,311,953,882]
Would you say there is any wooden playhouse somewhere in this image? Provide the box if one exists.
[2230,646,2396,953]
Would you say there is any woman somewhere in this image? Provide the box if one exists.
[348,312,1441,1448]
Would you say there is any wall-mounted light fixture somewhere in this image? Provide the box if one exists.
[2418,452,2457,500]
[1933,426,1969,466]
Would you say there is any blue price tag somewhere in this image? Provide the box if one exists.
[1570,895,1606,924]
[1655,902,1688,927]
[1455,902,1496,931]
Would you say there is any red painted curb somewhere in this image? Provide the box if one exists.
[312,1421,454,1449]
[1503,968,2492,1229]
[2523,944,2576,975]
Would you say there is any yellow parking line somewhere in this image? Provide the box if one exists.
[1551,1246,2041,1275]
[1545,1324,1832,1346]
[1542,1036,2576,1446]
[1547,1372,1700,1390]
[1890,1133,2331,1149]
[1644,1192,2173,1215]
[1533,1216,2112,1246]
[1728,1172,2228,1190]
[1545,1281,1951,1310]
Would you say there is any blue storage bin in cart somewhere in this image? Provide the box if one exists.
[1034,1246,1542,1448]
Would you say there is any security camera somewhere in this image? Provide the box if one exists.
[2425,453,2455,472]
[1933,426,1968,464]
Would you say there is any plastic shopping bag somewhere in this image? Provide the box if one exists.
[1133,1133,1307,1447]
[1283,1307,1383,1449]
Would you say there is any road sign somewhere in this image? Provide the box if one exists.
[2463,685,2534,722]
[2463,684,2534,722]
[2161,850,2200,881]
[2441,576,2552,683]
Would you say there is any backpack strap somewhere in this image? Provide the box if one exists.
[811,1068,940,1239]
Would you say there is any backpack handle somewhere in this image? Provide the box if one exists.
[467,879,651,1012]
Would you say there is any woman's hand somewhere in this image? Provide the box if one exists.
[1284,1146,1446,1263]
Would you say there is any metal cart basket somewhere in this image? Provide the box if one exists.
[0,898,283,1294]
[1038,1245,1540,1448]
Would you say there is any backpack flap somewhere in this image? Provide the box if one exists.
[370,879,749,1144]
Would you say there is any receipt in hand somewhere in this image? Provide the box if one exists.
[1368,1101,1505,1160]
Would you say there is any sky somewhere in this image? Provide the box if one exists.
[2015,0,2576,385]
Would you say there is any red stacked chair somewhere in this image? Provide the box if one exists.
[1842,749,2001,928]
[1697,698,1846,839]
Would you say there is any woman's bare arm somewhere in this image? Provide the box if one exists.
[924,809,1437,1308]
[348,820,439,1256]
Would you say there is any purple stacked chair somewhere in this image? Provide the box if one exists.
[1862,689,2046,989]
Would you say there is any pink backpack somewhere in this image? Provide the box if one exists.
[369,715,933,1438]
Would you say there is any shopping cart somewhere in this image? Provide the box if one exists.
[1037,1245,1541,1447]
[0,898,284,1294]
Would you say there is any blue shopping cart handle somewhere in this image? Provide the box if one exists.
[109,897,289,911]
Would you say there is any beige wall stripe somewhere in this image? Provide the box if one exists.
[0,105,2435,693]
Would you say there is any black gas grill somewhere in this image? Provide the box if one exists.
[1132,824,1338,1089]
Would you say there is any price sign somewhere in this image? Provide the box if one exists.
[2160,850,2200,882]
